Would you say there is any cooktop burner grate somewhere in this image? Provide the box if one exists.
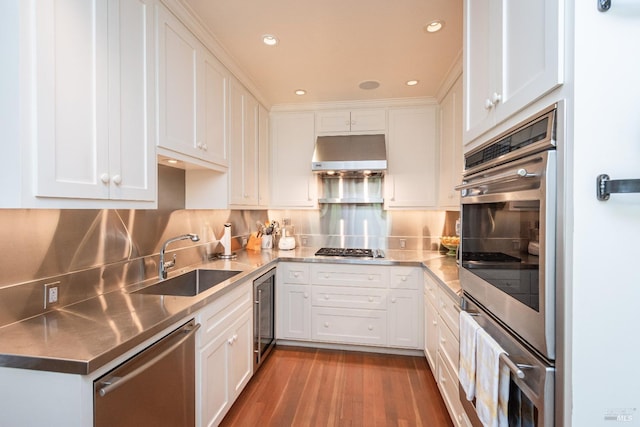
[315,247,384,258]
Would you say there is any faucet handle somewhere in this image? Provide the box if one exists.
[164,254,177,270]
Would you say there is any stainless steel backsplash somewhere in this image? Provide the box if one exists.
[0,205,457,327]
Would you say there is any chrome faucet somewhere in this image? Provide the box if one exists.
[158,233,200,280]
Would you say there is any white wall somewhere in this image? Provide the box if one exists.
[571,1,640,425]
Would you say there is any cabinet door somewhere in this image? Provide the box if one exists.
[495,0,562,123]
[386,106,438,208]
[228,310,253,399]
[463,0,493,143]
[34,0,110,199]
[229,80,259,206]
[438,76,463,208]
[156,6,200,159]
[388,289,421,349]
[108,0,156,201]
[270,112,317,207]
[316,110,352,133]
[258,104,270,206]
[349,109,386,133]
[200,325,232,427]
[200,50,229,167]
[278,284,311,340]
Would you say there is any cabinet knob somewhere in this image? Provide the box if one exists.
[324,294,329,300]
[293,272,299,278]
[197,141,203,149]
[303,292,309,299]
[202,143,208,151]
[100,173,110,184]
[491,92,502,104]
[401,276,407,282]
[368,296,374,302]
[441,337,446,343]
[324,322,329,328]
[325,274,330,279]
[432,320,438,326]
[112,175,122,185]
[368,325,373,331]
[484,98,495,110]
[368,275,373,280]
[391,297,397,303]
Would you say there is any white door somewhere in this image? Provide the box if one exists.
[34,0,110,199]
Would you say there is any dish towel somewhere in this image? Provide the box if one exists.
[475,328,510,427]
[459,311,481,400]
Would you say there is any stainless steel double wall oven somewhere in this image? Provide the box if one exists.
[457,103,561,426]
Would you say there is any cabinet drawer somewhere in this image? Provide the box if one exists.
[390,267,420,289]
[198,281,252,347]
[311,264,388,288]
[312,286,386,310]
[311,307,387,346]
[437,353,471,427]
[438,287,460,340]
[279,262,310,284]
[424,271,439,307]
[438,312,459,377]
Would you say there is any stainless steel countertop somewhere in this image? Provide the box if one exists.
[0,248,459,375]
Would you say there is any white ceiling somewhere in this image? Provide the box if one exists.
[182,0,463,107]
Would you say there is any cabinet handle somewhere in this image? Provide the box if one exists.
[112,175,122,186]
[100,173,110,184]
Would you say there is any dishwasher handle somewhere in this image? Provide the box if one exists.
[97,322,201,397]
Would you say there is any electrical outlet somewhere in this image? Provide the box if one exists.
[44,281,60,309]
[242,236,248,246]
[400,239,406,249]
[301,236,308,246]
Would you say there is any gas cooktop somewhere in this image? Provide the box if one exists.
[314,247,385,258]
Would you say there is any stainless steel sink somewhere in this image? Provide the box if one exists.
[133,269,242,296]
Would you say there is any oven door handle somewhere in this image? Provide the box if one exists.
[500,353,534,379]
[455,168,538,191]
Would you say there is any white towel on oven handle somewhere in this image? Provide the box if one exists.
[459,311,481,400]
[475,328,510,427]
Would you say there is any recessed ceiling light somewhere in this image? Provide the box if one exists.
[166,159,179,165]
[424,20,445,33]
[406,80,419,86]
[262,34,279,46]
[359,80,380,90]
[295,89,306,96]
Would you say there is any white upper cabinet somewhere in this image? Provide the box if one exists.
[316,109,386,134]
[229,79,260,207]
[385,105,438,209]
[157,4,229,169]
[21,0,157,207]
[438,76,463,209]
[463,0,563,145]
[258,104,270,207]
[270,112,317,208]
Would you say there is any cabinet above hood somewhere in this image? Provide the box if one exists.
[311,134,387,175]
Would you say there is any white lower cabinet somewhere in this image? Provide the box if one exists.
[424,271,471,427]
[197,281,253,427]
[276,262,422,350]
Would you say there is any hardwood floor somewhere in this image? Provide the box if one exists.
[220,346,453,427]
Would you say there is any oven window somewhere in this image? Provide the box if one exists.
[508,378,538,426]
[461,201,540,311]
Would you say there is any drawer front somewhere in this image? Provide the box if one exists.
[312,286,386,310]
[438,287,460,340]
[198,281,252,347]
[423,271,439,307]
[279,262,310,284]
[437,353,471,427]
[310,264,388,288]
[438,312,459,377]
[311,307,387,346]
[390,267,420,290]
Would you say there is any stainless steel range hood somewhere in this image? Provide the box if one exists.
[311,134,387,175]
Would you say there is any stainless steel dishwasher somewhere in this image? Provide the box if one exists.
[94,319,200,427]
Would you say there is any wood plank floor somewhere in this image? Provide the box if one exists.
[220,346,453,427]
